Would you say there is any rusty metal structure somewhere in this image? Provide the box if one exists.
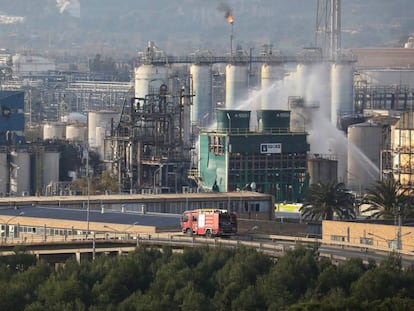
[106,81,194,194]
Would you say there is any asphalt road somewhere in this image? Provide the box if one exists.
[0,205,181,227]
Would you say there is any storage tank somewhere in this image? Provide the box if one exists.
[256,110,290,133]
[225,64,249,109]
[296,63,313,97]
[291,62,331,131]
[66,124,87,142]
[216,109,250,133]
[347,122,382,191]
[61,112,87,124]
[307,156,338,184]
[88,111,119,148]
[134,64,170,98]
[9,151,30,196]
[42,152,60,188]
[331,61,355,126]
[43,122,66,140]
[261,64,284,109]
[190,64,213,126]
[12,54,56,74]
[0,152,8,196]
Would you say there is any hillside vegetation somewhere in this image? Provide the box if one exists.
[1,246,414,310]
[0,0,413,57]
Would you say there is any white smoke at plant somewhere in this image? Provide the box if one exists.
[56,0,80,18]
[233,61,380,185]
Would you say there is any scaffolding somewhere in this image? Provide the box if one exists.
[355,84,414,113]
[391,112,414,188]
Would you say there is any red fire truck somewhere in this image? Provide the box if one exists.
[181,209,237,237]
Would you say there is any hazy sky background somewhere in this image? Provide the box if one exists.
[0,0,412,57]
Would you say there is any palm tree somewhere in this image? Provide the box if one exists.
[299,181,355,221]
[362,179,410,220]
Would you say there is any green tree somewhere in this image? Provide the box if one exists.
[351,268,403,303]
[71,170,119,195]
[213,247,272,311]
[312,257,366,299]
[300,182,355,220]
[362,179,411,220]
[259,247,320,309]
[0,261,52,311]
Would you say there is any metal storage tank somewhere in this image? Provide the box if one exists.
[66,124,87,142]
[312,63,331,120]
[0,152,8,196]
[307,156,338,184]
[190,64,213,126]
[216,109,250,133]
[10,151,30,196]
[347,122,382,191]
[296,63,313,97]
[289,63,331,135]
[42,152,60,188]
[43,122,66,140]
[225,64,249,109]
[261,64,284,109]
[134,64,169,98]
[88,111,119,148]
[257,110,290,133]
[331,61,355,126]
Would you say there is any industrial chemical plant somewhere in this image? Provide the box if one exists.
[0,0,414,206]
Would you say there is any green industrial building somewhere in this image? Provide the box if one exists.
[196,109,310,203]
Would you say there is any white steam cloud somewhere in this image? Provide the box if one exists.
[56,0,80,18]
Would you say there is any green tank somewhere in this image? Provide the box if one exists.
[216,109,250,133]
[257,110,290,133]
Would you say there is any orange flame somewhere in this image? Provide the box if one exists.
[226,12,233,24]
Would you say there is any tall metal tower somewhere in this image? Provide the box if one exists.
[315,0,341,61]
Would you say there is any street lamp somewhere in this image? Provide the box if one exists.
[367,231,411,251]
[103,224,120,233]
[367,232,393,249]
[395,205,411,250]
[85,145,90,239]
[124,222,139,232]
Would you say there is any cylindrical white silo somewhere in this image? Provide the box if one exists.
[43,122,66,140]
[134,64,170,98]
[225,64,249,109]
[331,62,354,126]
[316,63,332,120]
[10,151,30,196]
[190,64,213,126]
[42,151,60,189]
[261,63,284,109]
[295,63,313,97]
[66,124,87,142]
[347,122,382,191]
[0,152,8,196]
[88,111,119,148]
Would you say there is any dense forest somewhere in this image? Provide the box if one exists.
[0,246,413,310]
